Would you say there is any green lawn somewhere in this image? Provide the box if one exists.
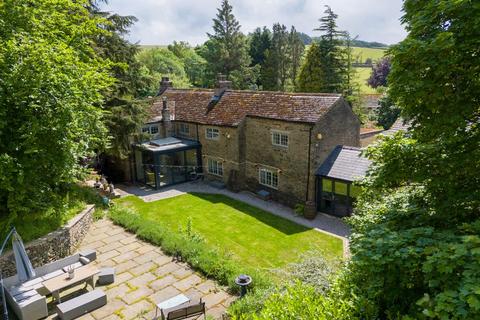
[115,193,343,269]
[351,46,386,63]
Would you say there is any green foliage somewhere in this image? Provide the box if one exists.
[200,0,255,89]
[136,47,192,94]
[296,6,351,94]
[108,205,270,294]
[376,94,400,129]
[0,0,113,218]
[261,23,290,91]
[335,1,480,318]
[248,27,271,67]
[0,184,102,244]
[293,203,305,216]
[168,41,207,87]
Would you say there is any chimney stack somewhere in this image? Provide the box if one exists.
[161,96,173,137]
[158,76,173,95]
[216,74,232,90]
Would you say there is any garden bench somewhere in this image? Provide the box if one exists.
[55,289,106,320]
[155,295,205,320]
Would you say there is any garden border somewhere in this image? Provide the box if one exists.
[0,205,95,277]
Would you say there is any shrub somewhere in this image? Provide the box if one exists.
[293,203,305,216]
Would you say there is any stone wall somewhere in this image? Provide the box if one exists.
[0,205,94,278]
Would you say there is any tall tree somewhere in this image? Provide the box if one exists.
[288,26,305,88]
[262,23,290,91]
[168,41,207,87]
[249,27,271,67]
[296,43,325,92]
[296,6,350,93]
[201,0,253,88]
[0,0,113,220]
[89,2,150,159]
[338,1,480,318]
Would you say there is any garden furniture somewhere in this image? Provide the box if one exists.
[55,289,106,320]
[42,265,99,303]
[157,296,206,320]
[97,267,115,285]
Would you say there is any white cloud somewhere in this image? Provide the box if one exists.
[102,0,407,45]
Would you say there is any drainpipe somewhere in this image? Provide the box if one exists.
[305,126,313,202]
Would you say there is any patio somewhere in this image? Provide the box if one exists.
[45,219,233,319]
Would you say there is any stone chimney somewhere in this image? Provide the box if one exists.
[158,76,173,95]
[216,74,232,90]
[161,96,173,137]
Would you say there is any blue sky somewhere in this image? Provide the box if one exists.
[101,0,407,46]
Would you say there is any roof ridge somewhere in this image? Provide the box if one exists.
[164,87,342,97]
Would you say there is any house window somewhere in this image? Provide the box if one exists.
[179,123,190,135]
[259,168,278,189]
[142,125,159,135]
[206,127,220,140]
[207,159,223,176]
[272,131,288,147]
[150,125,159,134]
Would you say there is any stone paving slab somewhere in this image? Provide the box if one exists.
[44,218,233,320]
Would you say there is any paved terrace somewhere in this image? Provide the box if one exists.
[116,181,351,255]
[45,219,233,320]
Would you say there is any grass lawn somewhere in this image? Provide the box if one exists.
[115,193,343,270]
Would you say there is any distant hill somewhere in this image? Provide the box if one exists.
[303,34,389,49]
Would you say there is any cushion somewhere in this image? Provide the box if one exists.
[14,290,39,303]
[22,277,43,288]
[9,285,32,297]
[79,256,90,265]
[62,262,82,273]
[41,269,65,281]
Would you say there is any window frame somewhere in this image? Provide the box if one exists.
[258,168,279,189]
[207,159,223,177]
[271,130,289,148]
[142,124,159,135]
[178,123,190,135]
[205,127,220,140]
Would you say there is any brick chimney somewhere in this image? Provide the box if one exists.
[158,76,173,95]
[161,96,173,137]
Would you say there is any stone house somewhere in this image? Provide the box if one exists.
[131,76,360,208]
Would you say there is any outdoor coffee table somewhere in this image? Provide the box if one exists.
[155,294,190,318]
[42,265,100,303]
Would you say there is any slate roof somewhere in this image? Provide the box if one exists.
[149,88,342,126]
[383,118,410,136]
[315,145,372,182]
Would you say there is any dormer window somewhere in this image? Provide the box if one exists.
[206,127,220,140]
[272,131,288,147]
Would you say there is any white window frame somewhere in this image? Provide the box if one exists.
[142,124,159,134]
[207,159,223,176]
[271,131,289,148]
[206,127,220,140]
[178,123,190,135]
[259,168,279,189]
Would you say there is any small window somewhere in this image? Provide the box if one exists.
[322,179,333,192]
[335,181,348,196]
[179,123,190,135]
[207,159,223,176]
[142,125,158,135]
[259,168,278,189]
[206,127,220,140]
[272,131,288,147]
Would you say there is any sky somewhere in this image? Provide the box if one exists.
[100,0,407,46]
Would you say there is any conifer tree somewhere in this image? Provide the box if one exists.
[288,26,305,88]
[296,43,325,92]
[249,27,271,67]
[261,23,290,91]
[201,0,252,88]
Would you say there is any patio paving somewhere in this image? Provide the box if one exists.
[45,219,234,320]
